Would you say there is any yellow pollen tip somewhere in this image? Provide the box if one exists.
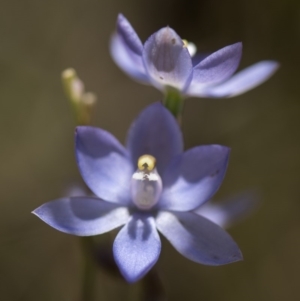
[137,155,156,171]
[182,39,188,47]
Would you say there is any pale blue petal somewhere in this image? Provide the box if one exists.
[160,145,230,211]
[110,14,149,84]
[143,27,193,91]
[200,61,279,98]
[187,43,242,96]
[195,191,259,228]
[32,197,130,236]
[76,126,133,205]
[116,14,143,56]
[127,102,183,175]
[113,214,161,282]
[156,211,242,265]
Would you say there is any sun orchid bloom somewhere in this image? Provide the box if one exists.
[111,14,279,98]
[33,103,242,282]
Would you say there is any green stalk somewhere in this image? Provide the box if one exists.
[163,86,185,125]
[61,69,98,301]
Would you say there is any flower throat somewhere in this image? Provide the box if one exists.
[131,155,163,210]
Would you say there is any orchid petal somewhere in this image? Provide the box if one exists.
[110,14,149,84]
[76,126,133,205]
[196,191,259,228]
[191,53,210,67]
[160,145,230,211]
[113,214,161,282]
[143,27,193,91]
[199,61,279,98]
[127,102,183,175]
[187,43,242,95]
[33,197,130,236]
[156,211,242,265]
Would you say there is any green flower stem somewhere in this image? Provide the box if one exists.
[80,237,97,301]
[61,69,98,300]
[163,87,185,125]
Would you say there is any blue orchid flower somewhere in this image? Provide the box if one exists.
[33,103,242,282]
[111,14,279,98]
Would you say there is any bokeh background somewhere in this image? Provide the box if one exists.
[0,0,299,300]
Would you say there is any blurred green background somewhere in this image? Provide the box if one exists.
[0,0,299,300]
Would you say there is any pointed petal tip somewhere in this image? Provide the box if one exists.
[31,208,38,216]
[214,247,243,265]
[230,248,243,263]
[252,60,280,73]
[211,144,231,159]
[225,42,243,53]
[231,246,243,262]
[117,253,160,283]
[234,41,243,49]
[32,206,44,218]
[235,42,243,56]
[119,269,147,283]
[113,215,161,283]
[263,60,280,71]
[224,41,243,60]
[116,13,131,29]
[117,13,125,20]
[154,26,182,42]
[116,13,129,26]
[209,144,231,160]
[31,205,53,226]
[208,248,243,266]
[148,26,181,49]
[220,144,231,152]
[202,59,280,98]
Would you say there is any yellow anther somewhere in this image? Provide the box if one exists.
[182,39,188,47]
[182,39,197,57]
[137,155,156,171]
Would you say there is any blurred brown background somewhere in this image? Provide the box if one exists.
[0,0,299,300]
